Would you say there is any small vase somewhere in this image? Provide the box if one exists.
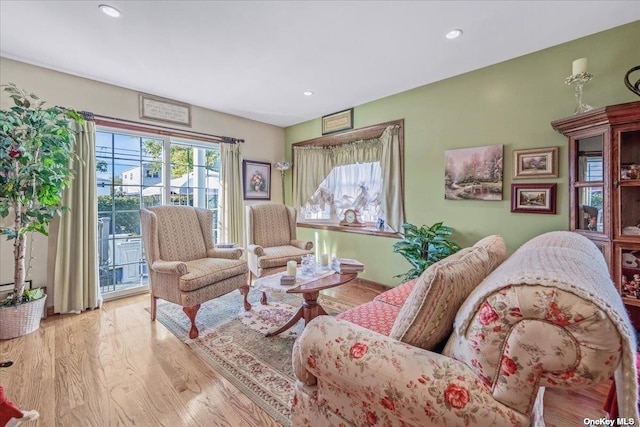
[254,185,260,191]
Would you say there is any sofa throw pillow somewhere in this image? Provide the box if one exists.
[389,245,491,350]
[473,235,507,272]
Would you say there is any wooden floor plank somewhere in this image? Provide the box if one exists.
[0,282,615,426]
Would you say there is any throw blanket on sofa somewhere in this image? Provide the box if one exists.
[454,231,639,419]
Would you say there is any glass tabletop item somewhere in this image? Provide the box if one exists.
[301,254,316,276]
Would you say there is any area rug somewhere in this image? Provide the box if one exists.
[150,290,354,426]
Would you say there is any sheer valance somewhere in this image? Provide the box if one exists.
[292,120,405,232]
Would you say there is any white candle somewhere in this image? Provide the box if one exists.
[572,58,587,75]
[320,253,329,267]
[287,260,297,276]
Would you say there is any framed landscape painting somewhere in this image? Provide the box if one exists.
[511,183,557,214]
[243,160,271,200]
[445,144,503,200]
[513,147,558,179]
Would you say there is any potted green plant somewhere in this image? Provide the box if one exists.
[0,83,83,339]
[392,222,461,281]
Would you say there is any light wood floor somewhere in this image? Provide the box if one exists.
[0,280,610,426]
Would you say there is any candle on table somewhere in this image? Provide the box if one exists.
[320,253,329,266]
[572,58,587,75]
[287,260,297,276]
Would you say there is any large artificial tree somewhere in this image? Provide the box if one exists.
[0,83,83,304]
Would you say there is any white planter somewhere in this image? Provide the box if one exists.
[0,295,47,340]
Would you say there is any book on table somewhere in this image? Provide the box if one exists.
[331,258,364,273]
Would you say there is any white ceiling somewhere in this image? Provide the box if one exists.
[1,1,639,127]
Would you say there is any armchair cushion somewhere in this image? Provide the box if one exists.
[389,246,491,350]
[180,258,248,292]
[258,245,312,269]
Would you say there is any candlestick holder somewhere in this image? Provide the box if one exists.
[565,72,594,114]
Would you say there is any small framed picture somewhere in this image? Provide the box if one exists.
[322,108,354,135]
[513,147,558,179]
[511,183,557,214]
[243,160,271,200]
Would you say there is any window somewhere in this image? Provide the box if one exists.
[293,120,404,235]
[301,162,383,223]
[96,129,220,297]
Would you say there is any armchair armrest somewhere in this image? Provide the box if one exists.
[151,260,187,276]
[290,239,313,250]
[294,316,526,427]
[246,244,265,257]
[207,247,243,259]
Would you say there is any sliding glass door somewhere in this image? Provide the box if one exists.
[96,128,220,300]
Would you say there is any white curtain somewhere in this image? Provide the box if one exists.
[220,143,244,245]
[53,120,101,313]
[293,125,404,231]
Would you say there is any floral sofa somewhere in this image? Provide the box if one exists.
[291,231,639,426]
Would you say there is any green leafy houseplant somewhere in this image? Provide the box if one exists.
[0,83,83,306]
[392,222,461,281]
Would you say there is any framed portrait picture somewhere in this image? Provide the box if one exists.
[322,108,354,135]
[513,147,558,179]
[511,183,557,214]
[243,160,271,200]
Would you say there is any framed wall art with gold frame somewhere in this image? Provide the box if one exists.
[513,146,558,179]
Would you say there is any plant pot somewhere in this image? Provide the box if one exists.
[0,294,47,340]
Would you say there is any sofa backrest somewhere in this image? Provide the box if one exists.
[443,231,628,415]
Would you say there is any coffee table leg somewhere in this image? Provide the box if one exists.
[266,291,324,337]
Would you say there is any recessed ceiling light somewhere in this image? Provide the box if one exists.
[445,29,463,40]
[303,91,314,96]
[99,4,122,18]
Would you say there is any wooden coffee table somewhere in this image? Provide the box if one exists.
[256,272,357,337]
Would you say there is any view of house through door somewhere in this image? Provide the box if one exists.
[96,128,220,300]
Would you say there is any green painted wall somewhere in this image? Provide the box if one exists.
[286,21,640,287]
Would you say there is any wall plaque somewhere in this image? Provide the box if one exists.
[139,94,192,127]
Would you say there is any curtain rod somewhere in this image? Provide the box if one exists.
[78,111,244,144]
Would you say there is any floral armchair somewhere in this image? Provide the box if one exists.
[291,232,638,426]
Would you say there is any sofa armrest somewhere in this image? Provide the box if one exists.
[294,316,526,426]
[246,244,265,257]
[207,247,243,259]
[151,260,187,275]
[290,239,313,250]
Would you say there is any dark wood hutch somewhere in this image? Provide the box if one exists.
[552,101,640,326]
